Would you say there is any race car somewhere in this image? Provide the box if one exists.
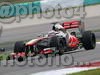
[7,20,96,62]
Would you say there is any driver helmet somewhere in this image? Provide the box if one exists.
[52,23,64,31]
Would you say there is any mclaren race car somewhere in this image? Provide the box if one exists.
[7,20,96,62]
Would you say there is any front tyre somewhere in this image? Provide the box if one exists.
[14,41,25,53]
[17,56,24,62]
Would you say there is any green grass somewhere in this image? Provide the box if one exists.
[0,53,9,60]
[69,68,100,75]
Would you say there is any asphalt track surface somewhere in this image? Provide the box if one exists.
[0,44,100,75]
[0,16,100,44]
[0,16,100,75]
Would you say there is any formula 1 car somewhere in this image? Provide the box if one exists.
[7,20,96,62]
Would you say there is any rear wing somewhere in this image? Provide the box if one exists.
[62,21,81,29]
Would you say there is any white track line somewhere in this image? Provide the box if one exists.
[31,67,98,75]
[31,42,100,75]
[96,42,100,44]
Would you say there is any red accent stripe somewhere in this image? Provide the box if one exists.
[65,61,100,68]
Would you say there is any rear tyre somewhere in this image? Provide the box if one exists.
[82,31,96,50]
[14,41,25,53]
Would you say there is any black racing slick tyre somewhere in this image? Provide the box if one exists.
[82,31,96,50]
[17,56,24,62]
[14,41,25,53]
